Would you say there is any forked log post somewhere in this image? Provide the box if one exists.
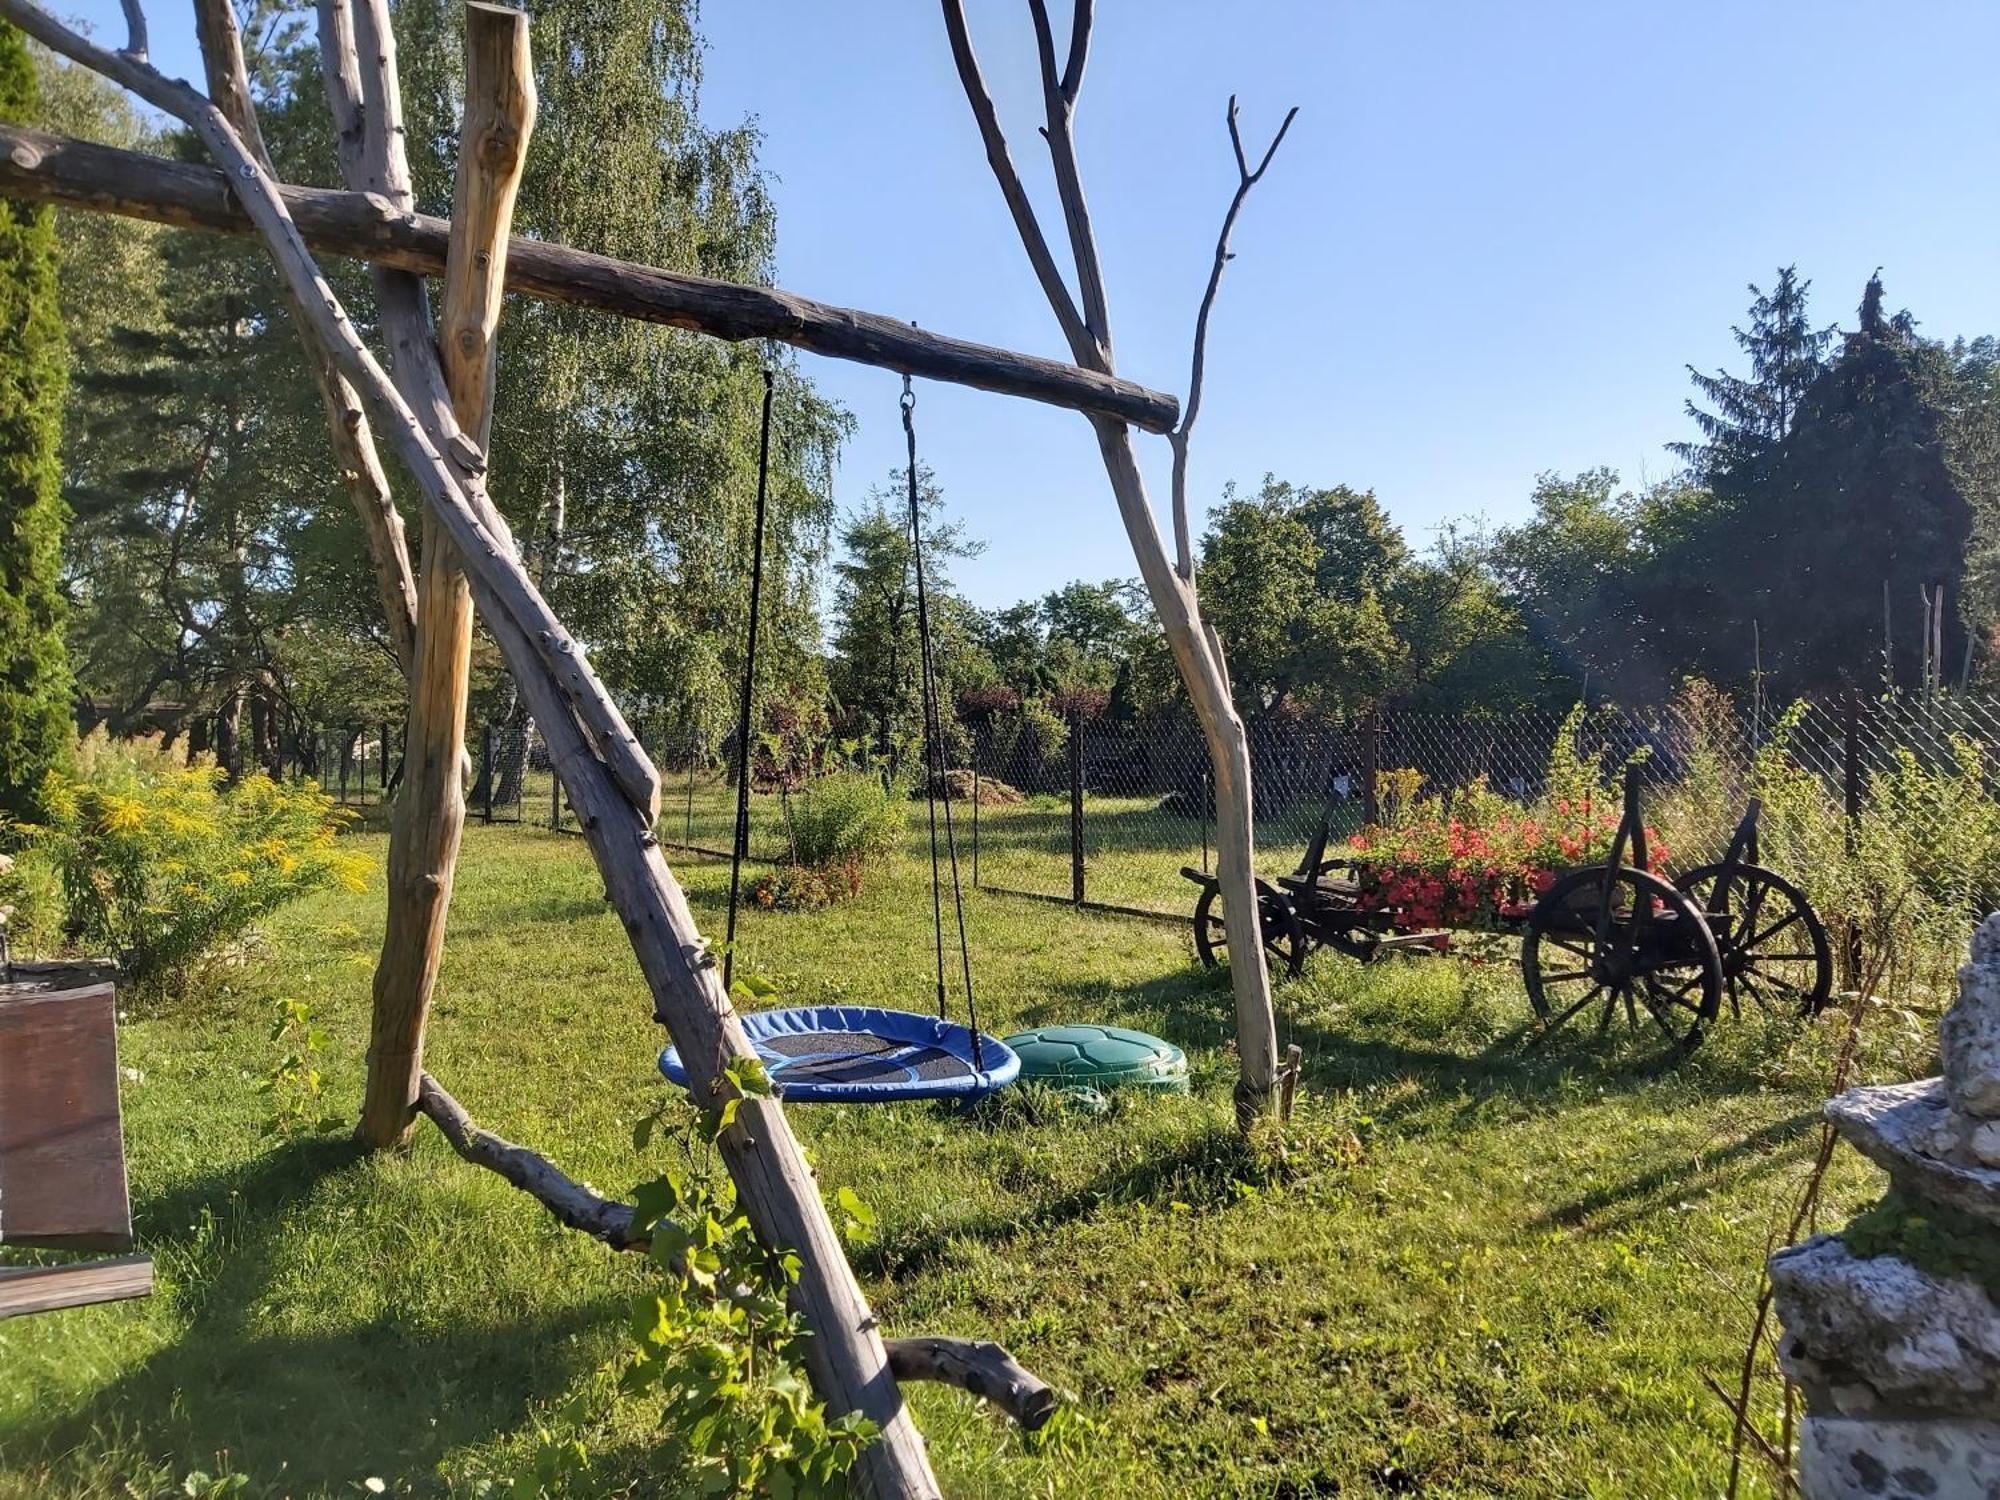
[939,0,1288,1126]
[357,0,535,1149]
[0,123,1179,433]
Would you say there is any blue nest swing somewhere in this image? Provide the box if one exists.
[660,1006,1019,1104]
[661,373,1013,1109]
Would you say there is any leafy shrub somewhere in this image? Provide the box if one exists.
[5,761,366,994]
[744,770,907,911]
[519,1057,878,1497]
[787,770,904,870]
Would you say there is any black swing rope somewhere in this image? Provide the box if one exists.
[720,368,987,1076]
[722,368,776,993]
[902,375,985,1069]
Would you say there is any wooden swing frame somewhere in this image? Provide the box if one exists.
[0,2,1296,1491]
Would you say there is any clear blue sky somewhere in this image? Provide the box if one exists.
[63,0,2000,608]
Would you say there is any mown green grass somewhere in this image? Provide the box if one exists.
[0,814,1929,1498]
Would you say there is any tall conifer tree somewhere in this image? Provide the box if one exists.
[0,20,74,818]
[1672,266,1837,481]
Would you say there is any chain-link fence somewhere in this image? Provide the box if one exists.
[961,689,2000,927]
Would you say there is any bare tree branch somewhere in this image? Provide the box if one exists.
[937,0,1095,367]
[939,3,1286,1122]
[1059,0,1090,103]
[416,1074,1058,1429]
[1169,96,1299,580]
[116,0,145,60]
[1026,0,1109,358]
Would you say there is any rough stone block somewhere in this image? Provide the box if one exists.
[1772,1236,2000,1417]
[1828,1080,2000,1228]
[1799,1414,2000,1500]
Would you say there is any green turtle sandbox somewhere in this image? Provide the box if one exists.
[1000,1024,1189,1097]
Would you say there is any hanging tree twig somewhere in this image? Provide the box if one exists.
[1169,95,1297,582]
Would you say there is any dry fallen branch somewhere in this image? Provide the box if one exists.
[414,1075,1058,1430]
[417,1072,639,1247]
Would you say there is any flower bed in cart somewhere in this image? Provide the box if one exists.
[1342,799,1671,932]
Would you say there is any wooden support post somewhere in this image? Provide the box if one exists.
[357,1,535,1149]
[1068,705,1085,905]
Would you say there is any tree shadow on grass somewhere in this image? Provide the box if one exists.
[9,1134,619,1494]
[856,1115,1263,1283]
[1030,951,1819,1171]
[1532,1107,1821,1235]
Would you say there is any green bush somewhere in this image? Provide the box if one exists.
[786,769,904,869]
[4,759,367,994]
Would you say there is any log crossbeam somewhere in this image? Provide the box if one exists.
[0,122,1179,433]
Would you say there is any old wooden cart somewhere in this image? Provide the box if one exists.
[1184,771,1834,1050]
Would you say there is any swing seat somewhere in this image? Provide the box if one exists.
[659,1006,1020,1104]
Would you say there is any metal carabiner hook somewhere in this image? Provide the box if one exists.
[899,372,915,415]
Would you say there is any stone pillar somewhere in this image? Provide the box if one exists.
[1770,912,2000,1499]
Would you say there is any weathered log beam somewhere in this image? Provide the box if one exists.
[414,1074,1058,1430]
[0,121,1179,433]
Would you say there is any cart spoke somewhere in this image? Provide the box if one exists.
[1546,984,1605,1030]
[1745,910,1802,948]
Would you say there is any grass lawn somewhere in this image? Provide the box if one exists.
[0,808,1930,1498]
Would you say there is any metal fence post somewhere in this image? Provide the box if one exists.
[482,724,495,825]
[1068,706,1085,906]
[970,727,981,889]
[685,734,697,847]
[1843,695,1864,987]
[1362,706,1382,828]
[1201,767,1211,874]
[339,730,351,805]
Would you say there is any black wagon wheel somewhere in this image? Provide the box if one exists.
[1679,863,1833,1019]
[1521,865,1724,1052]
[1194,878,1308,978]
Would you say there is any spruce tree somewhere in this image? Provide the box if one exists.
[1672,266,1837,481]
[0,20,74,819]
[1770,273,1973,692]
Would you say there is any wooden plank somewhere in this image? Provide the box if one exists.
[0,1255,153,1319]
[0,983,132,1250]
[0,123,1182,433]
